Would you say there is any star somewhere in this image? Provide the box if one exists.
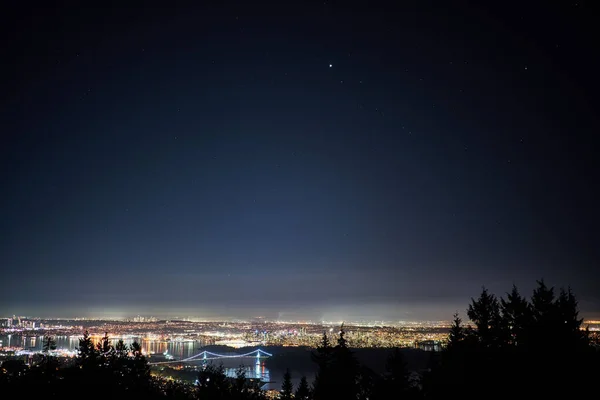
[329,64,332,68]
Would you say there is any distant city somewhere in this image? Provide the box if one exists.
[0,314,457,352]
[0,313,460,388]
[2,314,599,354]
[2,311,599,392]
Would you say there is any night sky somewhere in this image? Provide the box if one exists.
[1,1,598,321]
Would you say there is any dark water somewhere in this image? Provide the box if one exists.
[1,335,428,391]
[199,358,309,390]
[0,334,300,389]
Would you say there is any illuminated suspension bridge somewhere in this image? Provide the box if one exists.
[149,348,272,365]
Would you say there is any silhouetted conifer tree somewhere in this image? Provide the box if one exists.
[113,338,128,367]
[529,280,582,396]
[114,339,127,355]
[500,285,531,346]
[557,287,586,346]
[77,330,98,368]
[196,364,230,400]
[332,324,360,400]
[312,326,361,400]
[295,376,311,400]
[96,332,114,374]
[281,368,293,400]
[467,287,502,348]
[107,339,128,387]
[40,334,58,379]
[531,280,556,331]
[97,332,112,355]
[421,280,599,399]
[128,340,150,392]
[312,331,333,368]
[42,334,57,353]
[311,331,334,400]
[235,365,247,395]
[357,364,379,400]
[447,312,465,349]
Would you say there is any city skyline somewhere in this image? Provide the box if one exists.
[2,1,598,320]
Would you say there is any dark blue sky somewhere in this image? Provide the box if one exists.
[1,1,598,320]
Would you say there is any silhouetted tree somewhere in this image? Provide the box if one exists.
[447,312,465,349]
[4,279,596,400]
[311,331,334,400]
[40,334,58,378]
[96,332,114,374]
[422,280,599,399]
[77,330,98,368]
[312,331,333,368]
[332,324,360,400]
[106,338,129,386]
[234,365,247,395]
[197,364,230,400]
[163,379,194,399]
[112,339,128,366]
[130,341,149,378]
[467,287,502,348]
[312,325,361,400]
[373,348,422,399]
[557,287,587,347]
[471,286,525,394]
[97,332,112,355]
[500,285,531,346]
[357,364,379,400]
[280,368,293,400]
[295,376,311,400]
[42,334,57,353]
[530,279,556,337]
[115,339,127,355]
[529,280,583,396]
[114,339,127,356]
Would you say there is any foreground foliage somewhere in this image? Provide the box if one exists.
[1,280,598,399]
[424,280,599,398]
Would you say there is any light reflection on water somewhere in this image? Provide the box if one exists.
[1,334,274,385]
[197,359,270,382]
[0,334,204,359]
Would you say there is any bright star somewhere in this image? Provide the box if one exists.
[329,64,332,68]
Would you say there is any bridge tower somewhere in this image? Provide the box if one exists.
[255,350,261,378]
